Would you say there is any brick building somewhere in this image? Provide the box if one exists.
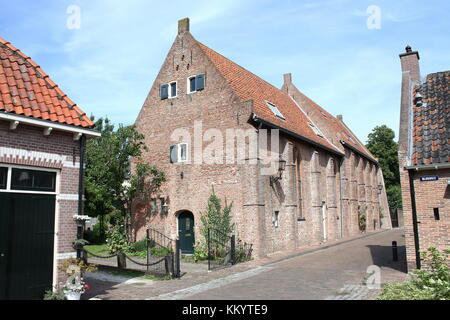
[132,18,390,257]
[0,37,99,299]
[398,45,450,270]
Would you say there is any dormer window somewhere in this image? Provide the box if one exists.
[187,74,205,93]
[266,101,285,120]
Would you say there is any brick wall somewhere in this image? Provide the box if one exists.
[0,121,80,285]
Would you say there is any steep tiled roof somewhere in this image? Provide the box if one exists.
[196,40,343,155]
[412,71,450,165]
[0,37,94,128]
[286,85,378,163]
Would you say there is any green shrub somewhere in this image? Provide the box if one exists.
[151,247,172,257]
[106,225,131,254]
[84,222,105,244]
[192,243,208,262]
[43,288,66,300]
[378,247,450,300]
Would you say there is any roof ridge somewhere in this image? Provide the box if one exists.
[195,40,287,96]
[0,36,92,127]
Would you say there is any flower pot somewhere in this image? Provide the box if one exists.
[64,290,82,300]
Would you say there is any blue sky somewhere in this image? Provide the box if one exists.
[1,0,448,143]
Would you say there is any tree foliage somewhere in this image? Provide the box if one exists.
[366,125,402,210]
[200,191,234,244]
[84,117,165,239]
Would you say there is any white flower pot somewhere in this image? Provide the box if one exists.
[64,290,82,300]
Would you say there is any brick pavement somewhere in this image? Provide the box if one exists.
[82,228,407,300]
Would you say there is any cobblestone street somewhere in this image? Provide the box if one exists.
[83,229,407,300]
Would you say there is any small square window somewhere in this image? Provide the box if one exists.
[266,102,285,120]
[308,122,324,137]
[433,208,440,220]
[189,77,196,93]
[150,199,157,213]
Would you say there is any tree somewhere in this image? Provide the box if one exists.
[84,117,165,240]
[200,191,234,244]
[366,125,402,210]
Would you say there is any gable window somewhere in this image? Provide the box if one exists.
[170,82,177,98]
[160,81,177,99]
[169,143,188,163]
[266,101,285,120]
[187,74,205,93]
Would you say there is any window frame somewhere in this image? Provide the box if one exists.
[168,81,177,99]
[187,74,205,94]
[0,164,60,195]
[265,101,285,120]
[178,142,188,162]
[0,167,7,189]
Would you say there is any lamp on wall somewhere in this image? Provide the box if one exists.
[378,184,383,194]
[270,155,287,186]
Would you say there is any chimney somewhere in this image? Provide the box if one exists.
[178,18,190,34]
[398,45,421,154]
[399,45,420,82]
[283,73,292,85]
[336,115,343,122]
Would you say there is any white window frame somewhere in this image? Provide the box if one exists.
[187,75,197,94]
[178,142,188,162]
[168,81,177,99]
[266,101,285,120]
[0,164,60,195]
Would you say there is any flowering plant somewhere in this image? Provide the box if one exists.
[62,277,91,294]
[73,215,91,221]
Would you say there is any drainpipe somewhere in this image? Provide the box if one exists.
[338,158,344,238]
[408,169,421,269]
[78,134,86,216]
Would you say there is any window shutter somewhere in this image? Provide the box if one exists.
[195,74,205,91]
[160,84,169,99]
[169,145,178,163]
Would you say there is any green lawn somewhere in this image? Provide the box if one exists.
[84,244,110,256]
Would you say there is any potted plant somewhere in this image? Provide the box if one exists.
[73,214,91,227]
[62,277,90,300]
[58,258,97,300]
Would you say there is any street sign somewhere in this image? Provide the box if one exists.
[420,176,439,182]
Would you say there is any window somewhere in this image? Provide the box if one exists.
[434,208,440,220]
[150,199,157,213]
[272,211,279,228]
[170,82,177,98]
[169,143,188,163]
[160,198,166,214]
[187,74,205,93]
[266,101,285,120]
[0,167,7,189]
[308,122,324,137]
[11,168,56,192]
[160,81,177,99]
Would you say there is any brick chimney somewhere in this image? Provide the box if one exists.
[283,73,292,85]
[178,17,190,34]
[398,45,421,156]
[336,114,343,122]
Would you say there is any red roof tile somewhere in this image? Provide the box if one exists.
[285,85,378,163]
[196,40,342,155]
[0,37,94,128]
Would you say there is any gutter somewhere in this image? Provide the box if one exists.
[0,111,101,138]
[78,134,86,216]
[252,114,344,158]
[340,140,379,166]
[408,169,421,269]
[405,162,450,171]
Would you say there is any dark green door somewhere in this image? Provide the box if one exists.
[0,193,55,300]
[178,211,194,254]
